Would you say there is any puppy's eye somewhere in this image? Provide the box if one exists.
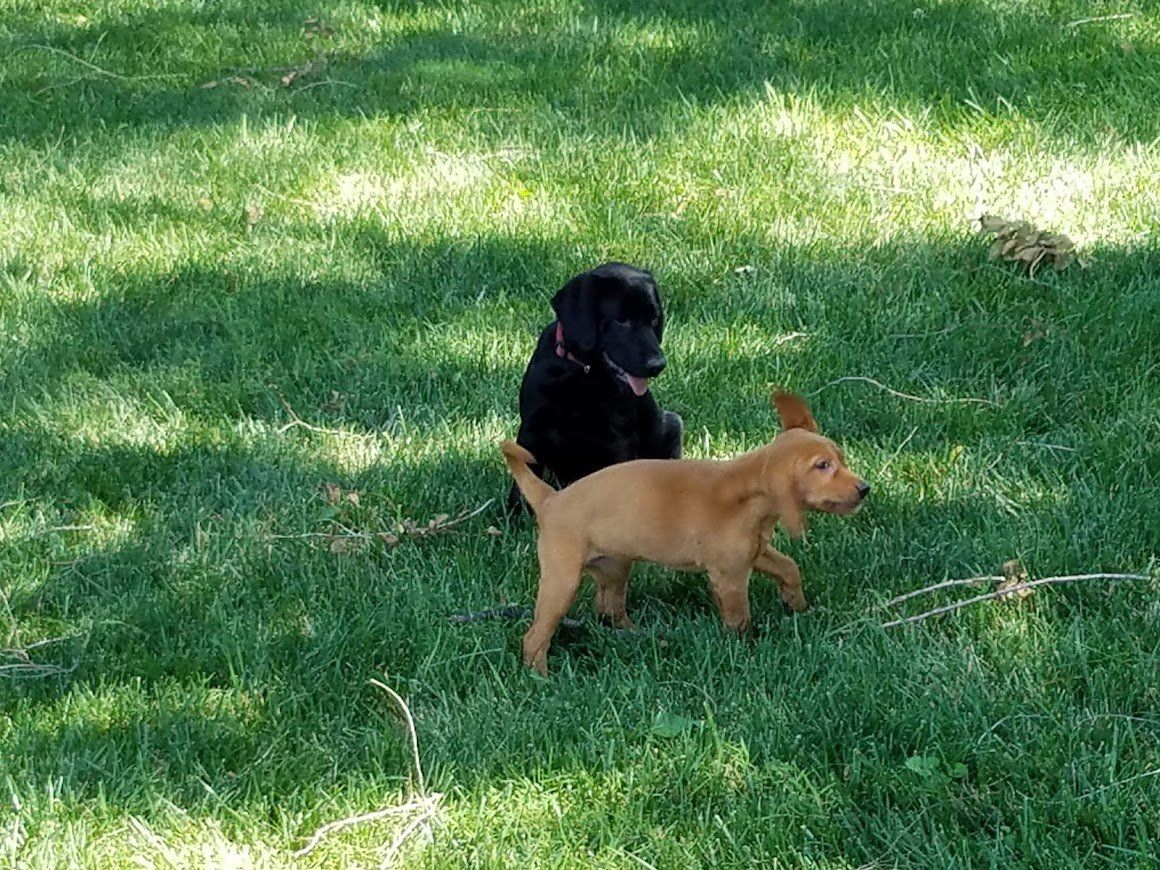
[814,459,832,471]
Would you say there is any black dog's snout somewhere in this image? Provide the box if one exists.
[856,481,871,499]
[641,353,667,377]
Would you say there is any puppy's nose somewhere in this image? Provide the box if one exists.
[856,481,870,500]
[641,353,667,377]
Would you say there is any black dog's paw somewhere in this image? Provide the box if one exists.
[660,410,684,459]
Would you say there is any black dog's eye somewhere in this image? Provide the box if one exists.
[814,459,832,471]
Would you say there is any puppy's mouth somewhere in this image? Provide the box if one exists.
[602,353,650,397]
[821,498,863,515]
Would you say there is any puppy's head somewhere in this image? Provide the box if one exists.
[551,262,666,396]
[767,391,869,535]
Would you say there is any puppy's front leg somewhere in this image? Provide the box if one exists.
[708,567,752,633]
[753,544,807,612]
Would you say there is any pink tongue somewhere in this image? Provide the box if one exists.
[626,374,650,396]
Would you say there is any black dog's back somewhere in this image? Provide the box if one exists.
[506,263,682,515]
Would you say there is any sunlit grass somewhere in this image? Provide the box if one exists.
[1,0,1158,866]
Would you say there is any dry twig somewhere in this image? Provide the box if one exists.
[293,679,442,862]
[27,525,96,539]
[1079,766,1160,800]
[1066,12,1137,27]
[14,44,180,82]
[811,376,998,407]
[884,575,1003,608]
[268,500,494,549]
[271,387,350,436]
[448,604,642,635]
[449,605,586,630]
[881,573,1152,629]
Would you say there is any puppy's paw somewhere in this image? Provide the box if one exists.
[783,592,809,613]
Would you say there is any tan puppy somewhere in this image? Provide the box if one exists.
[502,391,869,675]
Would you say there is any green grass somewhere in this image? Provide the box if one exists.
[2,0,1159,865]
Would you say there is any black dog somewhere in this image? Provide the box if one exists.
[506,262,683,515]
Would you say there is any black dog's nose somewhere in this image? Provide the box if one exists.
[856,481,871,499]
[641,354,667,377]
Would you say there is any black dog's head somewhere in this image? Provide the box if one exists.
[551,262,666,396]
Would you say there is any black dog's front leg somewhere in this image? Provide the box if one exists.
[642,409,683,460]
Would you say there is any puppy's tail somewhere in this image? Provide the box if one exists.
[500,440,555,515]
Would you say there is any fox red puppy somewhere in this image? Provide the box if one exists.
[502,391,869,675]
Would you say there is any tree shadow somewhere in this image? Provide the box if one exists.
[2,218,1158,853]
[2,0,1156,157]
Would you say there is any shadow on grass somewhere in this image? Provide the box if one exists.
[1,0,1157,153]
[2,225,1157,853]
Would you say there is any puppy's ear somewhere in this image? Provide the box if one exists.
[778,500,807,539]
[761,449,807,538]
[551,275,599,352]
[772,391,819,433]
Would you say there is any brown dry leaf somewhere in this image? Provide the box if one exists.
[485,526,503,537]
[280,53,327,87]
[998,559,1033,602]
[244,204,262,231]
[323,482,343,505]
[977,214,1010,233]
[327,536,352,554]
[378,532,399,546]
[976,214,1079,276]
[431,513,450,528]
[303,17,335,39]
[323,390,348,413]
[345,491,361,507]
[197,197,214,211]
[1022,320,1047,347]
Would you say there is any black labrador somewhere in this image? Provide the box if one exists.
[506,262,683,515]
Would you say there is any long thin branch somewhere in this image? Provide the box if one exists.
[879,426,918,476]
[28,525,96,539]
[1066,12,1136,27]
[14,44,179,81]
[448,605,585,630]
[882,573,1152,628]
[270,500,494,543]
[812,376,999,407]
[370,680,425,795]
[290,797,438,858]
[293,679,442,859]
[379,802,438,869]
[1079,766,1160,800]
[884,575,1002,607]
[448,604,642,634]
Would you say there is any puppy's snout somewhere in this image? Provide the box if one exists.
[855,481,870,500]
[641,353,667,377]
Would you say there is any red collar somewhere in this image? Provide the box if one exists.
[555,323,590,373]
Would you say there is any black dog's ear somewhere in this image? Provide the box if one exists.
[550,274,600,352]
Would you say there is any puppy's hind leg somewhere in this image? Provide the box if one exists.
[589,557,634,630]
[523,532,585,676]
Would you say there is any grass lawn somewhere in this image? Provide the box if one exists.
[2,0,1159,865]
